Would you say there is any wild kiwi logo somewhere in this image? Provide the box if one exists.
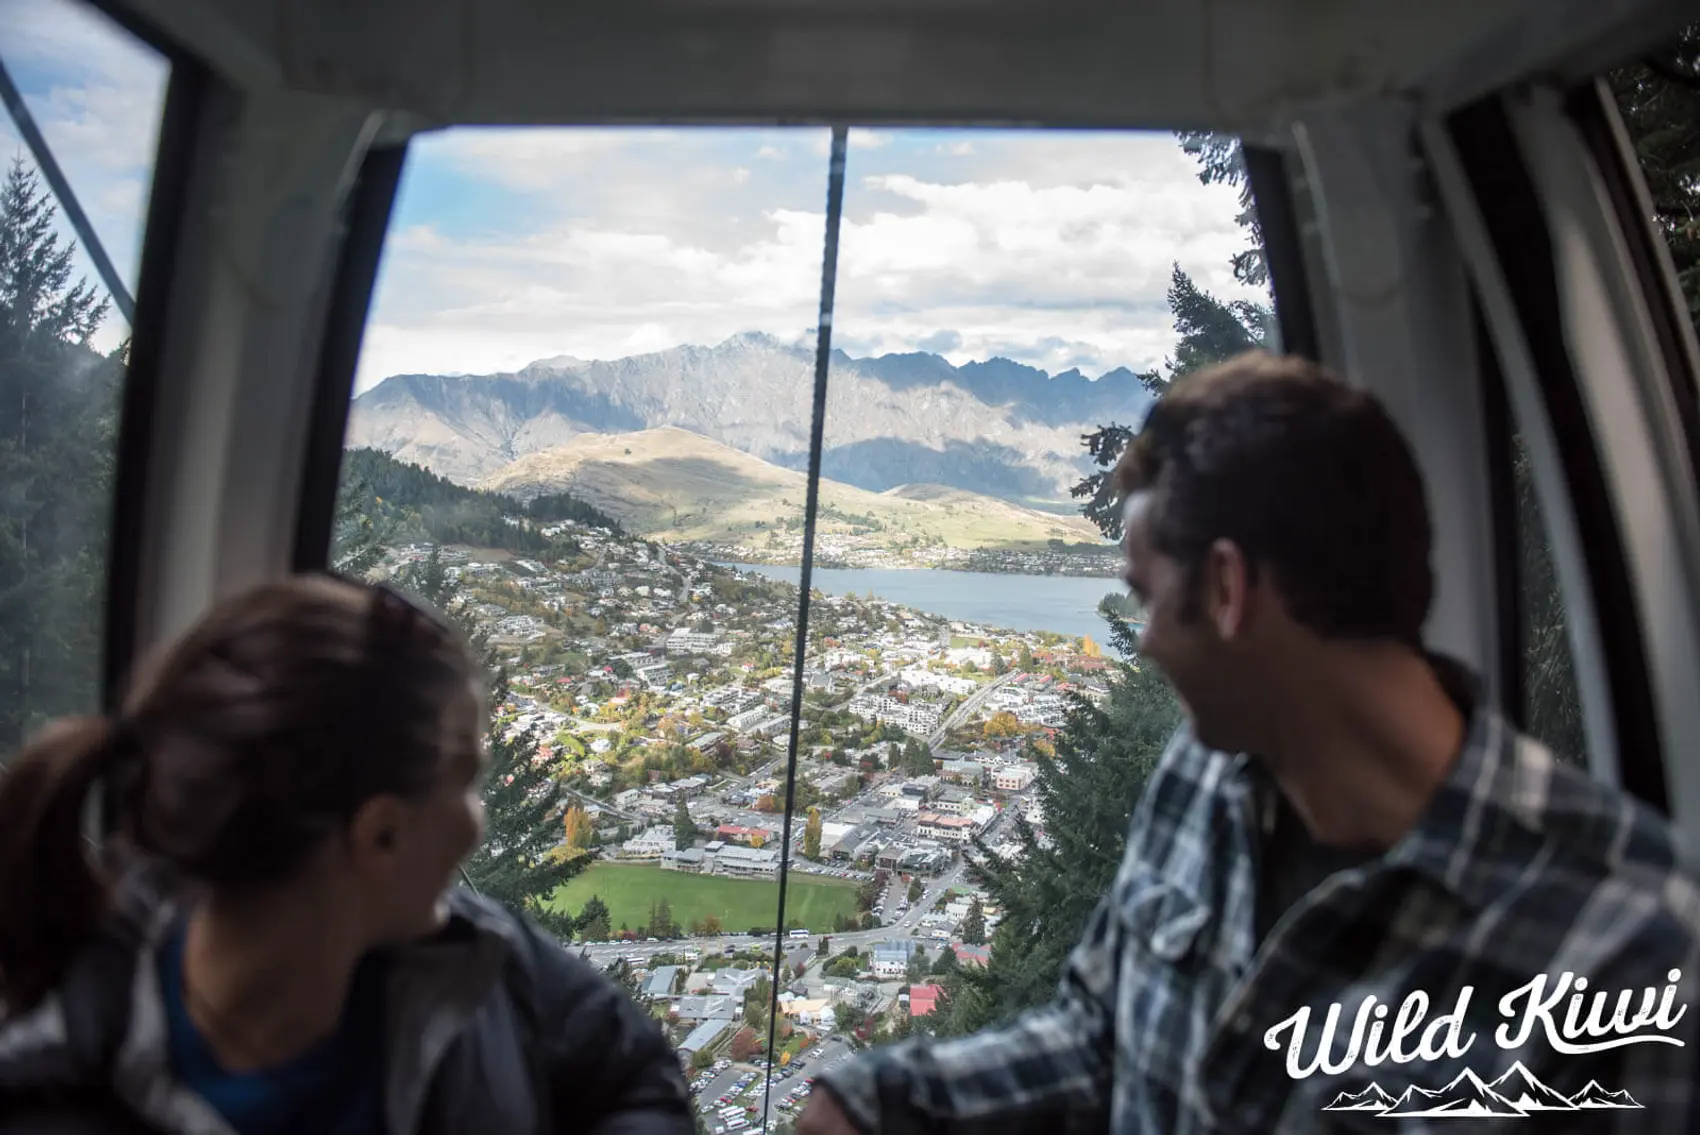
[1262,971,1686,1118]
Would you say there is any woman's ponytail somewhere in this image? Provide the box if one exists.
[0,717,125,1015]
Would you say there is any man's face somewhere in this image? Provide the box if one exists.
[1121,491,1243,751]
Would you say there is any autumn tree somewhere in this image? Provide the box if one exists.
[562,805,594,850]
[982,711,1021,739]
[729,1027,760,1062]
[802,807,823,859]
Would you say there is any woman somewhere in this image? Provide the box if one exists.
[0,575,693,1135]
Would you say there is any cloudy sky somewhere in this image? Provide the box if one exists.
[2,0,1268,394]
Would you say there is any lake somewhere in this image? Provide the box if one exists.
[719,563,1137,643]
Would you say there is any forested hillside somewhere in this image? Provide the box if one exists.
[338,447,621,558]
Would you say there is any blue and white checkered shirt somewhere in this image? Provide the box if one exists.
[815,667,1700,1133]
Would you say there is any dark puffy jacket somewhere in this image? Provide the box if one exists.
[0,864,693,1135]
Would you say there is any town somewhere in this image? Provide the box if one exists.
[381,513,1122,1134]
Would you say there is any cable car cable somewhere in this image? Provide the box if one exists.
[760,125,848,1131]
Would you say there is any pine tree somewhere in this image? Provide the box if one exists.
[943,617,1181,1033]
[575,894,612,942]
[0,158,119,752]
[1174,131,1267,287]
[959,897,986,946]
[1070,264,1268,543]
[674,796,700,844]
[386,546,592,936]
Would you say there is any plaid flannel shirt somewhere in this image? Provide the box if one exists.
[816,667,1700,1134]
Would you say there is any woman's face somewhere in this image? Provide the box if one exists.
[355,685,489,943]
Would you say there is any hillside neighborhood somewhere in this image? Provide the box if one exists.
[379,511,1121,1133]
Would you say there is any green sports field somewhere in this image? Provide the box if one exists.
[548,863,860,934]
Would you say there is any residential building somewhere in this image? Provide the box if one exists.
[993,763,1037,792]
[715,825,771,847]
[661,847,706,872]
[712,969,763,997]
[621,826,676,859]
[715,845,781,878]
[667,629,722,655]
[939,759,984,785]
[678,1019,730,1055]
[909,983,942,1017]
[918,813,975,843]
[673,995,740,1023]
[643,966,682,998]
[869,940,917,979]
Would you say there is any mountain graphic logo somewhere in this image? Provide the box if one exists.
[1321,1062,1642,1118]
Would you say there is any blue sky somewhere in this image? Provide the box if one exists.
[1,0,1266,390]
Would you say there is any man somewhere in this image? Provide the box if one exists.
[796,352,1700,1134]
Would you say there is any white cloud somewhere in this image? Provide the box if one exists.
[0,0,170,350]
[357,128,1263,393]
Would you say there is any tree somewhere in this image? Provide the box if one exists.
[576,895,612,943]
[729,1027,760,1061]
[1175,131,1267,287]
[960,897,986,946]
[386,548,592,937]
[701,913,723,936]
[562,804,594,850]
[0,158,119,752]
[802,806,823,859]
[649,897,677,939]
[901,738,936,777]
[674,797,700,845]
[944,619,1183,1034]
[832,1003,864,1036]
[982,711,1021,740]
[1070,264,1268,543]
[1080,635,1102,658]
[817,935,830,957]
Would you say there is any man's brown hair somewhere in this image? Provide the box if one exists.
[1114,350,1433,645]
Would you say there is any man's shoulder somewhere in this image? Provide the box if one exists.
[1477,725,1700,968]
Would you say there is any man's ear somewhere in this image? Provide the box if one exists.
[345,794,407,881]
[1203,538,1255,640]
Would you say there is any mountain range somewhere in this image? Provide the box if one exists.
[347,332,1157,505]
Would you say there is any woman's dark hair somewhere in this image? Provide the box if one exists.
[1114,350,1434,646]
[0,574,480,1013]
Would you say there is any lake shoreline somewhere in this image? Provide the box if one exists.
[713,561,1138,642]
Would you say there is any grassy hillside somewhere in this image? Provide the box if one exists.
[547,863,860,934]
[478,427,1106,551]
